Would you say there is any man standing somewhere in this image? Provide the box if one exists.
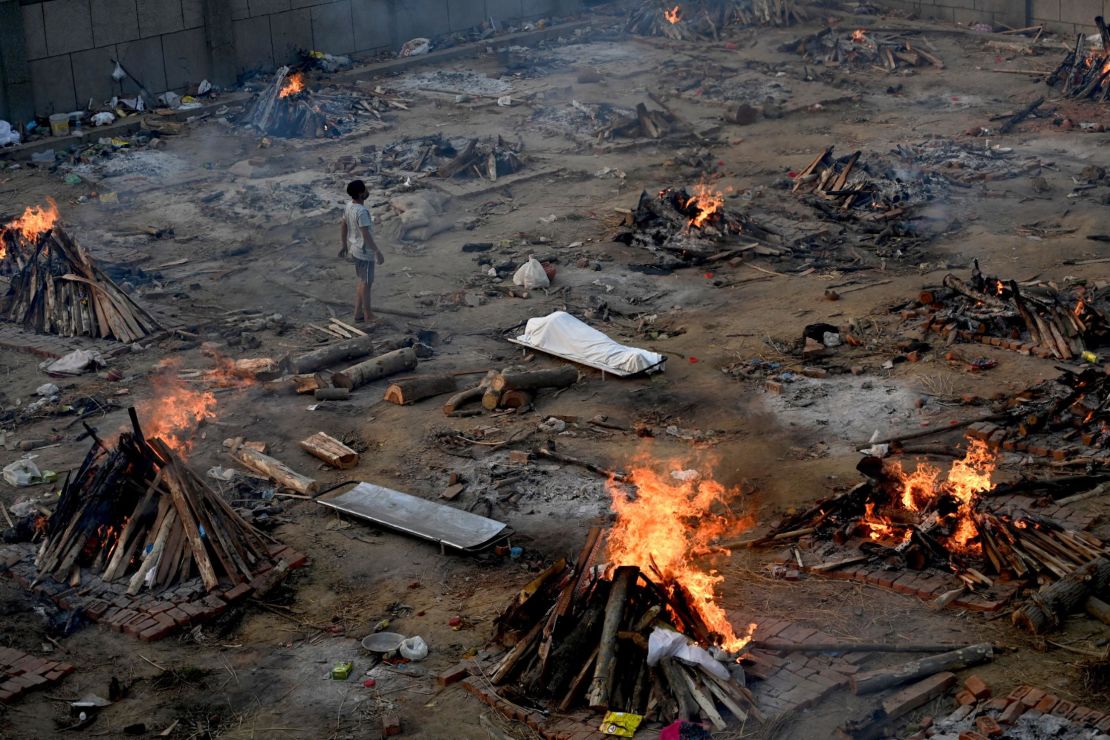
[339,180,385,323]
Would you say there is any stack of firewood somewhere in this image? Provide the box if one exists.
[489,527,760,730]
[911,261,1109,360]
[442,366,579,416]
[1046,19,1110,103]
[601,102,677,140]
[376,134,524,180]
[433,137,523,181]
[785,28,944,70]
[35,410,275,595]
[1,224,160,343]
[627,0,805,40]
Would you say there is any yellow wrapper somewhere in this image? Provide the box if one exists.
[599,711,643,737]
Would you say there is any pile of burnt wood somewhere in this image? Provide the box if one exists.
[988,365,1110,455]
[627,0,805,40]
[378,134,523,181]
[905,261,1109,361]
[35,410,279,595]
[791,146,947,222]
[757,448,1107,618]
[783,28,944,71]
[1046,18,1110,103]
[488,527,760,731]
[612,186,780,266]
[1,207,160,343]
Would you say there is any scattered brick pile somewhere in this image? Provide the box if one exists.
[0,542,306,642]
[906,680,1110,739]
[0,647,74,703]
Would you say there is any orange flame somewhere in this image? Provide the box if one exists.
[995,280,1005,296]
[134,360,217,455]
[686,181,724,229]
[1074,298,1086,318]
[851,29,868,43]
[279,72,305,98]
[860,502,897,541]
[664,5,681,23]
[607,457,754,652]
[1,198,60,253]
[891,441,995,554]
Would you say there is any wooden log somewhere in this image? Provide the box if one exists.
[558,646,599,712]
[231,445,319,495]
[127,509,176,595]
[299,432,359,470]
[678,666,727,731]
[482,387,503,411]
[499,389,534,410]
[534,446,627,481]
[999,95,1044,134]
[1086,596,1110,625]
[332,347,417,390]
[587,565,638,708]
[437,139,478,178]
[383,375,458,405]
[288,335,377,374]
[658,659,698,721]
[546,596,607,697]
[314,388,350,401]
[1012,557,1110,633]
[489,366,579,393]
[850,643,994,694]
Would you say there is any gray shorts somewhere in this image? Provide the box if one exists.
[354,258,375,285]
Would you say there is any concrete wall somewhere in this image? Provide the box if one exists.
[879,0,1104,36]
[4,0,576,120]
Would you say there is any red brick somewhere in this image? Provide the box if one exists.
[984,697,1008,712]
[0,688,15,703]
[1000,700,1027,724]
[1052,699,1075,717]
[1097,716,1110,733]
[975,716,1002,737]
[282,550,308,569]
[201,595,227,616]
[1034,695,1059,713]
[83,599,110,621]
[146,601,173,615]
[964,675,991,700]
[1080,710,1105,726]
[165,607,190,626]
[223,583,251,603]
[139,622,176,642]
[436,662,472,687]
[954,689,977,706]
[125,617,158,637]
[381,712,401,735]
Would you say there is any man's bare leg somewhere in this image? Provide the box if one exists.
[361,280,375,322]
[353,282,366,322]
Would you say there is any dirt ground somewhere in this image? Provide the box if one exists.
[1,2,1109,738]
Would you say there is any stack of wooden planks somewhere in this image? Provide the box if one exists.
[487,527,760,731]
[1,224,160,343]
[35,410,275,595]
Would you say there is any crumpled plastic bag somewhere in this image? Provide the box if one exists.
[0,120,20,146]
[91,112,115,127]
[40,349,104,376]
[36,383,59,397]
[513,257,550,289]
[645,627,729,680]
[112,62,126,82]
[398,635,428,661]
[399,38,431,57]
[4,459,42,487]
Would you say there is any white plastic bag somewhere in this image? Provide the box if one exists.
[41,349,104,376]
[513,256,550,289]
[36,383,59,397]
[91,112,115,127]
[3,459,42,488]
[645,627,729,680]
[399,636,428,661]
[399,38,431,57]
[0,120,20,146]
[112,62,126,82]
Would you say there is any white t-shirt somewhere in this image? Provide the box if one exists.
[344,202,373,261]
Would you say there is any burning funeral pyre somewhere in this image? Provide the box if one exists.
[488,463,759,731]
[784,28,944,71]
[247,67,334,138]
[903,261,1110,361]
[1046,19,1110,103]
[627,0,806,40]
[764,441,1107,613]
[0,200,161,343]
[613,183,779,266]
[35,408,277,596]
